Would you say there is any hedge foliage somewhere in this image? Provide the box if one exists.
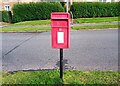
[12,2,64,23]
[2,2,119,23]
[70,2,119,18]
[2,11,12,23]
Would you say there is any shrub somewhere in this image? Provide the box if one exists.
[70,2,119,18]
[12,2,64,23]
[2,11,12,23]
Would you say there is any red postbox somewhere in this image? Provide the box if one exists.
[51,12,70,48]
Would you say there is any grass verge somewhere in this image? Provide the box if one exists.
[71,24,118,30]
[2,70,119,84]
[76,17,118,24]
[11,20,50,26]
[1,27,50,32]
[1,24,118,32]
[2,17,118,26]
[0,24,118,32]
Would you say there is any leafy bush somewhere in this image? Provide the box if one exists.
[12,2,64,23]
[70,2,119,18]
[2,11,12,23]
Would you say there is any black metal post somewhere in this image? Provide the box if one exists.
[60,48,63,79]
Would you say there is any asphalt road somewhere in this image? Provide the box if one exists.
[2,29,118,72]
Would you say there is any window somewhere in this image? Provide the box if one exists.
[111,0,115,2]
[103,0,107,2]
[3,0,9,2]
[99,0,102,1]
[4,5,10,11]
[99,0,114,2]
[99,0,111,2]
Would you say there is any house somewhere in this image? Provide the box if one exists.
[73,0,119,2]
[1,0,41,11]
[1,0,119,11]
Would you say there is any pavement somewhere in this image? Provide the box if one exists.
[2,29,118,72]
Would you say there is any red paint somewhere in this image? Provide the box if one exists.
[51,12,70,48]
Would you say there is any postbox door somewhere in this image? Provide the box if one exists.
[52,27,69,48]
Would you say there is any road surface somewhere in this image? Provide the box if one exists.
[2,29,118,72]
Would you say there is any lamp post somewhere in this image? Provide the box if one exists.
[65,0,69,13]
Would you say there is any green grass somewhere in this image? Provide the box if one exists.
[71,24,118,30]
[11,20,50,26]
[76,17,118,24]
[1,24,118,32]
[2,70,119,85]
[2,17,118,26]
[1,27,50,32]
[1,17,119,32]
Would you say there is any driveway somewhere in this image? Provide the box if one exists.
[2,29,118,72]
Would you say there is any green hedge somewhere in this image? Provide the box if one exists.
[12,2,64,23]
[2,11,12,23]
[70,2,119,18]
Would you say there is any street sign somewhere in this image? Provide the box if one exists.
[51,12,70,48]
